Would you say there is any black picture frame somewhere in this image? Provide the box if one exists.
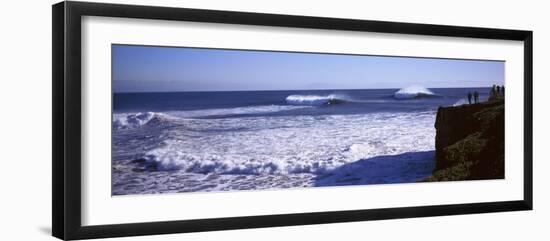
[52,1,533,240]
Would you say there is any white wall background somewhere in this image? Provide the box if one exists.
[0,0,547,240]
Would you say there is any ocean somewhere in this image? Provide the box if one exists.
[112,86,491,195]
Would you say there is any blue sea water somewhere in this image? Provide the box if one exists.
[112,87,490,195]
[114,87,489,116]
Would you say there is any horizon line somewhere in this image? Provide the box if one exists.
[113,86,502,94]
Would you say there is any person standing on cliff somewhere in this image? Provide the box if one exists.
[502,86,505,96]
[496,85,501,96]
[467,92,472,104]
[474,91,479,103]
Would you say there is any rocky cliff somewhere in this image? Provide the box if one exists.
[426,98,505,181]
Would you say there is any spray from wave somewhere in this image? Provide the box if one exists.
[393,85,436,99]
[453,98,468,106]
[113,112,165,130]
[285,94,349,106]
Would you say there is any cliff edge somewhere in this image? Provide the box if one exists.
[426,98,504,181]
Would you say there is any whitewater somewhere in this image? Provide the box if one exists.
[112,87,490,195]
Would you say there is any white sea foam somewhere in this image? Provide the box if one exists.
[140,111,436,175]
[393,85,435,99]
[113,112,166,130]
[168,105,308,118]
[285,94,349,106]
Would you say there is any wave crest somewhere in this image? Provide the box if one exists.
[113,105,308,129]
[393,85,435,99]
[113,112,166,130]
[285,94,348,106]
[169,105,306,118]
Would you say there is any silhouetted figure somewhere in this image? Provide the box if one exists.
[501,86,505,96]
[496,85,501,96]
[467,92,472,104]
[491,85,497,98]
[474,91,479,104]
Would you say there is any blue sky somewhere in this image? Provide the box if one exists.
[113,45,504,93]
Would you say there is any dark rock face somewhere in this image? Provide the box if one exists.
[427,99,504,181]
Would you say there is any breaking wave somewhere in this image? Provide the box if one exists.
[113,112,167,130]
[285,94,350,106]
[113,105,309,129]
[393,85,436,99]
[168,105,307,119]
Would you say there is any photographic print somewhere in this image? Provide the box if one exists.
[111,45,505,196]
